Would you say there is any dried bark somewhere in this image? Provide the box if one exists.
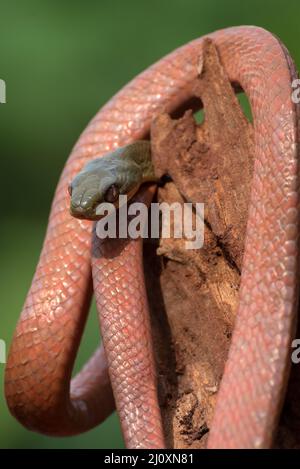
[143,39,300,449]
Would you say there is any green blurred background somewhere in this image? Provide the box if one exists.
[1,0,300,449]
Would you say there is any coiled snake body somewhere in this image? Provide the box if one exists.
[5,26,300,449]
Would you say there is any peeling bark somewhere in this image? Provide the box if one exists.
[143,39,252,449]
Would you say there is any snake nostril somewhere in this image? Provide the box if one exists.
[68,183,73,196]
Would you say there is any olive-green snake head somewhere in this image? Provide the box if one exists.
[69,140,158,220]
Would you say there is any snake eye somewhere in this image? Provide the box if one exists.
[68,183,73,196]
[104,184,119,203]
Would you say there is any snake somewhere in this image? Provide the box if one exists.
[69,140,157,221]
[5,26,300,449]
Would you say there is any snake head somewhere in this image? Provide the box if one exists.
[69,147,144,221]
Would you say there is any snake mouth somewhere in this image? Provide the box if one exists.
[70,206,100,221]
[70,199,116,221]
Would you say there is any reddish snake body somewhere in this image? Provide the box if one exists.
[5,26,300,449]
